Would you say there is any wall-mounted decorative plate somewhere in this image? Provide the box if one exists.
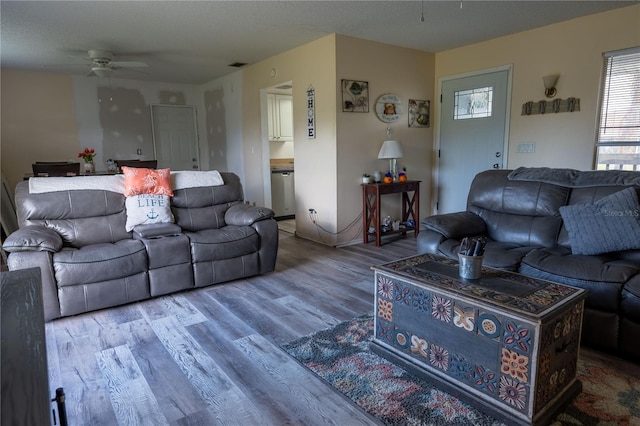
[375,93,403,123]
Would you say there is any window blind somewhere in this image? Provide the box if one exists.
[597,47,640,145]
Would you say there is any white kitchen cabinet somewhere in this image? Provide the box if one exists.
[267,94,293,142]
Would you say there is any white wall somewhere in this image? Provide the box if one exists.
[72,76,205,171]
[198,72,245,184]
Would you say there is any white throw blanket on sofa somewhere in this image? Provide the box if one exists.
[29,170,224,194]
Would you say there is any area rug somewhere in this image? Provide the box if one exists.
[282,314,640,426]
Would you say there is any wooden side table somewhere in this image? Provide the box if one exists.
[362,180,420,246]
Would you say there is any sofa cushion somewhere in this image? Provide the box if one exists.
[187,226,259,262]
[467,170,568,247]
[123,166,173,197]
[172,175,244,231]
[125,194,174,231]
[53,240,148,286]
[559,187,640,255]
[520,246,640,311]
[15,182,130,247]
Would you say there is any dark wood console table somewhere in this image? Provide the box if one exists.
[361,180,420,246]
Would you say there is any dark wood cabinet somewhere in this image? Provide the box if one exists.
[1,268,61,426]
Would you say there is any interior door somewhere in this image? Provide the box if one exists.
[151,105,199,171]
[437,68,510,213]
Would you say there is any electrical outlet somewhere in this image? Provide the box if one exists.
[308,208,317,224]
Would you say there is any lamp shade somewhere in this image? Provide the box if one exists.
[378,140,404,159]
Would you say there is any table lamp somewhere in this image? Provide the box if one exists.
[378,140,404,182]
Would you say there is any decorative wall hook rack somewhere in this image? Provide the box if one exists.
[521,97,580,116]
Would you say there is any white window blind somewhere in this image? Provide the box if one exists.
[595,47,640,170]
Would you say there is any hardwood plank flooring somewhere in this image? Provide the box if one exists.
[46,232,415,425]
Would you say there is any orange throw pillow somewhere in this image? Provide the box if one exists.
[122,167,173,197]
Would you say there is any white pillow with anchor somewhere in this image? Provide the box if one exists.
[125,194,174,232]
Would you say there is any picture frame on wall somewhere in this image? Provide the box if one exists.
[408,99,430,127]
[341,80,369,112]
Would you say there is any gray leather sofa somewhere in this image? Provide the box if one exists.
[3,172,278,321]
[418,168,640,361]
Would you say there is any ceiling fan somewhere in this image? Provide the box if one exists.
[83,49,148,77]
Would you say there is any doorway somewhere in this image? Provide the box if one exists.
[436,67,511,213]
[264,83,296,234]
[150,105,199,171]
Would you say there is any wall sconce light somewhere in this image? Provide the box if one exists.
[543,74,559,98]
[378,140,404,181]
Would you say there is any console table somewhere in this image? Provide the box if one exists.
[362,180,420,246]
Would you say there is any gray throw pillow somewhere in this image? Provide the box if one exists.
[559,187,640,255]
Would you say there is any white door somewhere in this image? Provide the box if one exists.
[437,68,510,213]
[151,105,199,171]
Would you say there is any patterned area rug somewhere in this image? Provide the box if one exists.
[282,315,640,426]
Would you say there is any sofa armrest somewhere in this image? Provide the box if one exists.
[225,204,275,226]
[2,226,63,253]
[421,211,487,239]
[132,223,183,239]
[417,229,447,254]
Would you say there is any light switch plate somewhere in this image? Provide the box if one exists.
[517,143,535,153]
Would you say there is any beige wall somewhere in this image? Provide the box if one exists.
[0,70,206,193]
[238,34,434,246]
[336,35,435,246]
[241,35,338,243]
[1,70,80,191]
[435,5,640,173]
[3,6,637,246]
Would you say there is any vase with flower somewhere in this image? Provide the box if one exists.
[78,147,96,174]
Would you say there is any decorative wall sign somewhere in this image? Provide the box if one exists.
[375,93,403,123]
[341,80,369,112]
[521,97,580,116]
[408,99,430,128]
[307,86,316,139]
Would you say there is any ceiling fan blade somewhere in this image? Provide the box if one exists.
[110,66,149,75]
[110,61,148,68]
[42,61,89,69]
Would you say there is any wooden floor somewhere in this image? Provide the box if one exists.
[46,232,417,425]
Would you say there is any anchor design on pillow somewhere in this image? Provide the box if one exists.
[147,209,159,220]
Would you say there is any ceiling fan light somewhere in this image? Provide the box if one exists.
[91,66,112,77]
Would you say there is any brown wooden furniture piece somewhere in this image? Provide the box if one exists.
[115,160,158,173]
[1,267,68,425]
[362,180,420,246]
[32,162,80,177]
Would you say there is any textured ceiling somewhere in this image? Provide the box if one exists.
[1,1,636,85]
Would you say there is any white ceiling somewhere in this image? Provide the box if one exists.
[1,1,635,85]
